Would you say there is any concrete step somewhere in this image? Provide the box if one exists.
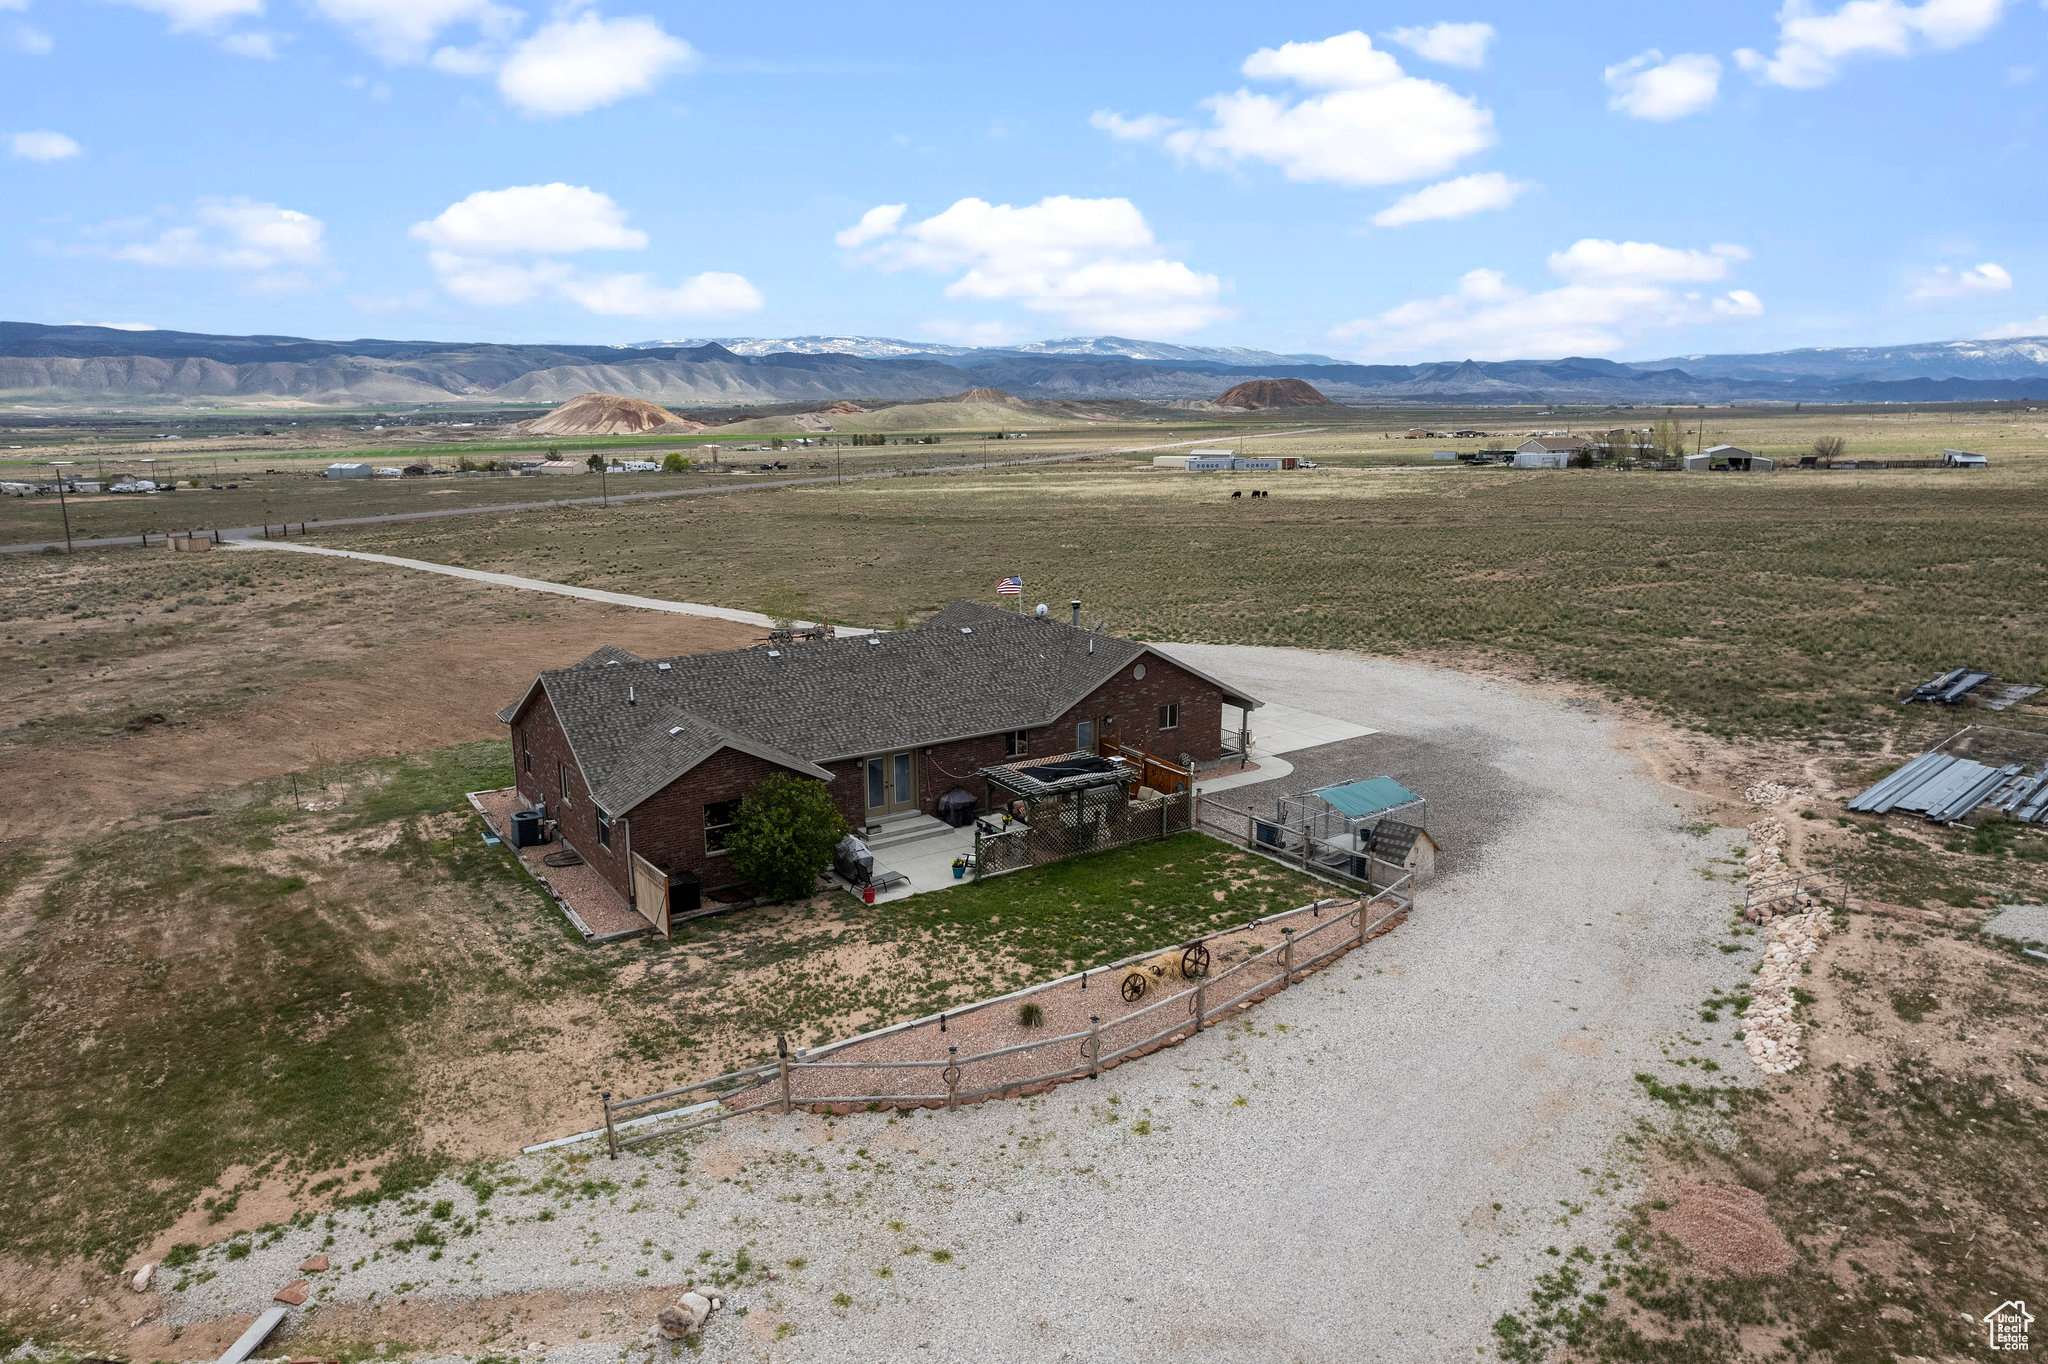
[863,813,955,851]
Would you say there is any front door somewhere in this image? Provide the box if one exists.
[865,751,918,816]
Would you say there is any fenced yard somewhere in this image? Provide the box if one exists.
[1197,796,1417,896]
[589,878,1410,1155]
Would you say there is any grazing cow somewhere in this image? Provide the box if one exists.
[1231,490,1242,498]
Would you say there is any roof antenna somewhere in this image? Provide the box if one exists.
[628,684,636,706]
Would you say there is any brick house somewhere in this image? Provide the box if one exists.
[496,600,1262,903]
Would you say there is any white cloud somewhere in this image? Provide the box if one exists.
[1372,171,1524,227]
[497,11,696,116]
[1332,237,1763,359]
[556,271,762,316]
[104,198,329,293]
[1736,0,2008,89]
[1088,110,1180,141]
[6,21,52,53]
[413,183,758,317]
[1605,50,1723,119]
[1981,315,2048,338]
[1384,21,1495,68]
[109,0,262,33]
[9,129,80,161]
[0,1,31,11]
[1547,238,1748,285]
[834,203,905,249]
[220,30,277,57]
[843,195,1226,336]
[308,0,517,64]
[1912,261,2013,297]
[58,321,159,331]
[1095,30,1493,188]
[412,183,649,253]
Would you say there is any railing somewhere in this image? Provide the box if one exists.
[972,788,1193,880]
[584,883,1412,1155]
[1198,800,1417,905]
[1745,866,1850,918]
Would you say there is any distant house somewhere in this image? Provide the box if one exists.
[1684,445,1774,472]
[1943,449,1988,467]
[323,462,373,479]
[1513,437,1585,469]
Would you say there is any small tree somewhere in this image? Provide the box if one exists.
[724,774,847,901]
[585,451,606,474]
[759,581,809,629]
[1811,435,1847,464]
[661,451,691,473]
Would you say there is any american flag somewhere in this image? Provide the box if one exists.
[996,575,1023,596]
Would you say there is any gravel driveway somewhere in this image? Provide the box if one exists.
[168,647,1750,1364]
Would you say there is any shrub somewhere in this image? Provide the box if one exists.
[1017,1001,1044,1029]
[661,452,690,473]
[725,774,848,902]
[585,452,606,474]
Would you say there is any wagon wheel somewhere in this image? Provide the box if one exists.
[1120,971,1148,1003]
[1180,943,1211,979]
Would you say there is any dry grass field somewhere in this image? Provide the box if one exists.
[317,448,2048,741]
[4,401,2046,1362]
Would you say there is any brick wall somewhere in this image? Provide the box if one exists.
[509,690,628,893]
[624,747,826,892]
[1052,650,1230,764]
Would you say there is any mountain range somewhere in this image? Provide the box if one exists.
[3,321,2045,409]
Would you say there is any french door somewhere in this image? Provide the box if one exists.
[865,750,917,815]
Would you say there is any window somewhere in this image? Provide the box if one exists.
[705,798,742,853]
[1076,719,1094,750]
[522,740,531,775]
[1158,703,1180,730]
[558,762,571,803]
[596,809,611,850]
[1004,729,1028,758]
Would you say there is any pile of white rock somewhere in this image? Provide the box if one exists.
[1744,780,1799,807]
[1739,908,1831,1074]
[1744,814,1789,888]
[658,1287,726,1342]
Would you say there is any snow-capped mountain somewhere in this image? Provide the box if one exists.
[631,334,1342,367]
[1635,336,2048,382]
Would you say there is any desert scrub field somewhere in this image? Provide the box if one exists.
[320,457,2048,740]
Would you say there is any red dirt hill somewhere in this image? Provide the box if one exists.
[1215,378,1334,409]
[520,392,705,436]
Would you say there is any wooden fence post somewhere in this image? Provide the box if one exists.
[1194,976,1207,1032]
[1355,903,1367,952]
[776,1034,792,1115]
[1087,1016,1101,1078]
[945,1046,960,1112]
[602,1091,618,1160]
[1281,927,1294,985]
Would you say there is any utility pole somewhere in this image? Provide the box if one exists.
[50,462,74,554]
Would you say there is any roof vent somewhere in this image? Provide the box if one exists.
[959,627,973,635]
[628,685,636,706]
[668,726,684,737]
[767,649,782,658]
[866,636,880,647]
[657,661,671,671]
[603,659,620,666]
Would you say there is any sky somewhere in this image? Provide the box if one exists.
[2,0,2045,362]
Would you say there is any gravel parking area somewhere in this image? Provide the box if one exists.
[161,646,1748,1364]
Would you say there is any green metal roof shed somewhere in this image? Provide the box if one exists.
[1315,778,1422,820]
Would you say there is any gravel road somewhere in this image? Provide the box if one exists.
[165,647,1751,1363]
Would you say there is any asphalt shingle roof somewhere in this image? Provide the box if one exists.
[499,600,1259,815]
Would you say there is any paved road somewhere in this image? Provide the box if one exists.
[171,645,1750,1364]
[0,428,1322,555]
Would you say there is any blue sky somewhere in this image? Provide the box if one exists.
[3,0,2044,360]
